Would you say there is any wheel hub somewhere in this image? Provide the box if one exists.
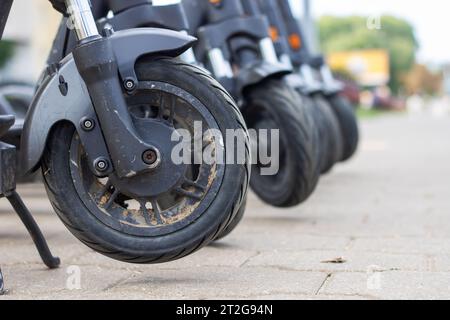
[109,118,187,199]
[70,80,224,236]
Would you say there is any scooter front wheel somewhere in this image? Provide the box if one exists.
[243,79,321,208]
[327,94,359,162]
[214,196,247,241]
[311,95,344,174]
[41,58,250,264]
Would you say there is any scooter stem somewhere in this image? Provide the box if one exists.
[66,0,100,40]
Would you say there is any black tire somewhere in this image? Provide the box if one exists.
[311,94,344,174]
[243,79,321,208]
[327,94,359,161]
[214,195,247,241]
[42,58,250,264]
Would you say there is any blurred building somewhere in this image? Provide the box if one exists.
[328,49,390,87]
[2,0,61,81]
[442,65,450,95]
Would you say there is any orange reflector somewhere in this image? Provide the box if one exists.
[289,34,302,51]
[269,27,279,41]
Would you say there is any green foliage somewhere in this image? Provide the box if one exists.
[0,40,15,69]
[356,108,386,119]
[318,15,418,93]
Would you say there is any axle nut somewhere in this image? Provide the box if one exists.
[124,78,136,91]
[142,149,161,168]
[94,158,109,172]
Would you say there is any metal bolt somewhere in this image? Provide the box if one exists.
[95,158,109,172]
[103,25,114,37]
[142,149,161,168]
[81,118,95,131]
[124,79,136,91]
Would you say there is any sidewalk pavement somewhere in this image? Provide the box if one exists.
[1,113,450,299]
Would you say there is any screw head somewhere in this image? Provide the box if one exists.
[94,158,109,172]
[81,118,95,131]
[103,25,114,37]
[142,149,161,168]
[124,79,136,91]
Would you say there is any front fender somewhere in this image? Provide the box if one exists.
[236,61,291,94]
[20,28,196,175]
[20,54,103,175]
[106,28,196,82]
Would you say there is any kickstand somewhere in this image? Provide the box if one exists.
[0,140,60,270]
[0,267,4,295]
[5,191,60,269]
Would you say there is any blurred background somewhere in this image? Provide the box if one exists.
[1,0,449,116]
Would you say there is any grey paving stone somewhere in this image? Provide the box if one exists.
[104,267,328,300]
[0,264,137,298]
[351,237,450,255]
[70,246,259,270]
[321,271,450,300]
[245,250,428,272]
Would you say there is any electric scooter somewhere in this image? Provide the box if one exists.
[253,0,343,173]
[47,0,249,241]
[276,0,359,162]
[0,0,250,266]
[248,0,342,173]
[183,0,322,208]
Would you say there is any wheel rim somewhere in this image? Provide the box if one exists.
[70,81,225,237]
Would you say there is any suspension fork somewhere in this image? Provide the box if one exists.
[66,0,158,179]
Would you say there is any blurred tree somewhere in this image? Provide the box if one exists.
[0,40,15,69]
[403,64,443,96]
[318,15,418,93]
[332,68,357,82]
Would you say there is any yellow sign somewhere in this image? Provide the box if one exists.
[328,49,390,86]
